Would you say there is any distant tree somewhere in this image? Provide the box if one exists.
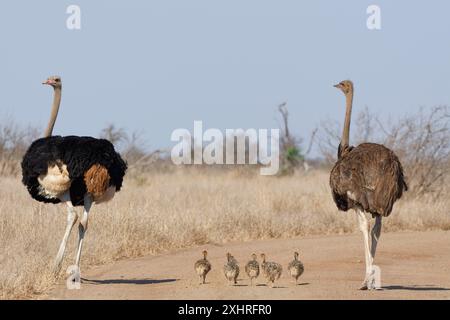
[99,124,166,174]
[277,102,304,174]
[100,124,127,146]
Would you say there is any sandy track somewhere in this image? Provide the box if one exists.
[47,231,450,300]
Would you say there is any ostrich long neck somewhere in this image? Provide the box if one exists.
[340,90,353,150]
[43,87,61,137]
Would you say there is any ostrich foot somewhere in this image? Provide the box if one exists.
[360,271,381,290]
[359,279,369,290]
[360,279,377,290]
[359,272,373,290]
[65,266,82,289]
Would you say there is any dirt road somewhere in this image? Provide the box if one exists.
[47,231,450,300]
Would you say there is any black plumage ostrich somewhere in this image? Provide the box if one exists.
[21,76,127,276]
[329,80,407,290]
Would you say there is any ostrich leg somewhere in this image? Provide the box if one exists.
[369,215,382,289]
[356,209,373,290]
[54,199,77,274]
[370,215,382,259]
[74,195,93,272]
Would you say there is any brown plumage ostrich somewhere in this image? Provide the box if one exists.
[329,80,407,290]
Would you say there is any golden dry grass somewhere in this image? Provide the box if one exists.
[1,169,449,299]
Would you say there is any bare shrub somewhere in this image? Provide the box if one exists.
[100,124,169,176]
[99,123,127,146]
[318,106,450,196]
[0,119,38,176]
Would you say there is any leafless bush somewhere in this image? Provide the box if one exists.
[0,119,38,176]
[100,124,127,146]
[100,124,168,175]
[318,106,450,196]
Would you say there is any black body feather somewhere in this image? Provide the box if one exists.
[21,136,127,206]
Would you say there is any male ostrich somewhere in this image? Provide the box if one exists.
[330,80,407,290]
[21,76,127,276]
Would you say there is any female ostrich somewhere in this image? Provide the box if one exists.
[330,80,407,290]
[21,76,127,276]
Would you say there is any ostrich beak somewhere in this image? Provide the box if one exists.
[42,79,57,85]
[333,84,340,88]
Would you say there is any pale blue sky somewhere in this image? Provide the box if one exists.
[1,1,449,155]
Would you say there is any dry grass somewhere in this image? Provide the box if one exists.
[1,168,449,299]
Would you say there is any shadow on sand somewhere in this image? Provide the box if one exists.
[255,284,288,289]
[232,284,249,287]
[81,278,178,285]
[255,282,309,288]
[383,285,450,291]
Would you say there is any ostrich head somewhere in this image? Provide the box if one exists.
[334,80,353,95]
[251,253,257,261]
[226,252,232,262]
[202,250,208,259]
[294,251,299,259]
[43,76,62,89]
[260,253,266,262]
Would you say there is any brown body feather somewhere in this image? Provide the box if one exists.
[330,142,408,217]
[84,164,111,200]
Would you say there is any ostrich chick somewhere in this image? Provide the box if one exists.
[245,253,260,286]
[260,253,282,288]
[194,250,212,284]
[287,251,304,284]
[223,253,239,285]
